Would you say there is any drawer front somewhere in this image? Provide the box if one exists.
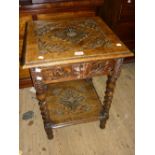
[42,60,114,83]
[85,61,114,77]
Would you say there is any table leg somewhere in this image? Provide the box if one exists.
[30,68,53,139]
[100,58,123,129]
[39,100,53,139]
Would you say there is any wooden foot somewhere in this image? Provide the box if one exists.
[100,112,109,129]
[45,126,53,139]
[100,58,123,129]
[40,101,54,139]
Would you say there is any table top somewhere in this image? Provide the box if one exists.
[22,16,133,69]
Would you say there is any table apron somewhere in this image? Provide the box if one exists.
[41,60,115,84]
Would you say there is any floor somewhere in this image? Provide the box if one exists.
[19,63,135,155]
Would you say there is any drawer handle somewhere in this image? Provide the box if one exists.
[127,0,132,3]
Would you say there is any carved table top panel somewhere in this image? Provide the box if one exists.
[22,16,133,69]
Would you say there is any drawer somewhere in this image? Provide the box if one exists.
[42,60,115,83]
[85,61,114,77]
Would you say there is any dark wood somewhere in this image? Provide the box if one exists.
[30,68,53,139]
[41,60,115,84]
[100,58,123,128]
[44,79,103,129]
[19,0,104,88]
[19,10,98,88]
[20,0,104,15]
[19,77,33,89]
[22,17,132,69]
[99,0,135,62]
[19,0,135,88]
[22,16,133,139]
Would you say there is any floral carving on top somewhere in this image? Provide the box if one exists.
[59,88,85,110]
[52,27,87,44]
[34,18,112,55]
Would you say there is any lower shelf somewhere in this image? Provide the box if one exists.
[45,79,103,128]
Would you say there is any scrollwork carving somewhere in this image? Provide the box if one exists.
[42,66,72,81]
[86,61,114,76]
[60,88,85,110]
[34,18,112,55]
[42,61,114,83]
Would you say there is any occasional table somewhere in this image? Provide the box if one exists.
[22,16,133,139]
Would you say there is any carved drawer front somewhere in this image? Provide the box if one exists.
[42,63,85,83]
[42,60,114,83]
[85,60,114,77]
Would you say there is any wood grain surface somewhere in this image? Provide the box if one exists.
[41,60,114,84]
[22,16,133,69]
[20,0,104,15]
[19,63,134,155]
[45,79,102,128]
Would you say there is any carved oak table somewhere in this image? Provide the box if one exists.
[22,16,133,139]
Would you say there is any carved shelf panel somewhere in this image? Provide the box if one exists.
[45,79,103,128]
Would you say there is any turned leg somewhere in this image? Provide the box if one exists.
[30,68,53,139]
[100,58,123,129]
[100,75,117,129]
[39,100,53,139]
